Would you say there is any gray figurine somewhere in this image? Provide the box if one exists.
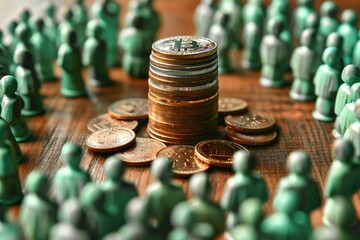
[344,99,360,165]
[194,0,217,37]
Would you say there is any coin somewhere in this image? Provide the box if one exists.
[115,138,166,166]
[225,127,278,146]
[195,139,248,167]
[156,145,210,177]
[224,112,276,133]
[151,51,217,65]
[86,127,136,153]
[218,97,248,115]
[87,114,139,132]
[108,98,148,120]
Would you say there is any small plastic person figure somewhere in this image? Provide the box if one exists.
[305,13,326,66]
[290,29,318,101]
[57,28,86,98]
[194,0,217,37]
[142,157,186,237]
[293,0,314,41]
[53,143,91,204]
[92,0,120,66]
[319,1,339,40]
[119,15,152,78]
[101,156,138,228]
[312,47,342,121]
[83,20,111,87]
[354,31,360,69]
[59,8,75,44]
[208,11,233,74]
[7,21,18,76]
[0,31,10,75]
[14,24,32,56]
[337,9,358,65]
[344,100,360,165]
[1,76,31,142]
[326,32,344,71]
[43,2,59,49]
[0,121,22,205]
[72,0,88,46]
[19,9,32,35]
[31,18,56,82]
[20,171,57,240]
[219,0,242,48]
[260,17,288,87]
[50,198,90,240]
[221,151,268,230]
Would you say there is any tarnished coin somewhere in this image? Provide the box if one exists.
[218,97,248,115]
[157,145,210,177]
[86,127,136,153]
[115,138,166,166]
[108,98,148,120]
[87,114,138,132]
[195,139,248,167]
[224,112,276,133]
[225,127,277,146]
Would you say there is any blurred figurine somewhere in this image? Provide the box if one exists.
[305,13,326,65]
[6,21,18,75]
[0,206,22,239]
[290,29,318,101]
[92,0,120,66]
[260,17,288,87]
[101,156,138,228]
[337,9,358,65]
[0,31,10,75]
[14,48,44,117]
[72,0,88,46]
[14,24,32,56]
[208,11,233,74]
[57,28,86,98]
[194,0,217,37]
[221,151,268,230]
[20,171,57,240]
[0,116,23,164]
[293,0,314,41]
[1,76,31,142]
[19,9,32,33]
[326,32,344,70]
[219,0,242,48]
[319,1,339,40]
[83,20,111,87]
[354,30,360,69]
[312,47,342,121]
[59,8,75,44]
[31,18,56,82]
[43,1,59,49]
[344,99,360,165]
[53,143,91,204]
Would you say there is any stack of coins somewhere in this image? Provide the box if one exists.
[148,36,219,145]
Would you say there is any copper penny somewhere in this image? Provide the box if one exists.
[224,112,276,133]
[115,138,166,166]
[195,139,248,167]
[218,97,248,115]
[108,98,148,120]
[225,127,277,146]
[156,145,210,177]
[87,114,138,132]
[86,127,136,153]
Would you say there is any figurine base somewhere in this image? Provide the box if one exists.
[61,88,87,98]
[289,91,316,102]
[312,111,336,122]
[21,108,45,117]
[15,133,31,143]
[331,129,342,138]
[260,77,285,88]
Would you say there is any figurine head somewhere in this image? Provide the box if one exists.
[62,28,77,46]
[305,12,319,30]
[300,29,316,47]
[7,21,18,36]
[151,157,173,183]
[171,202,196,230]
[15,24,31,42]
[86,20,103,38]
[63,8,74,22]
[286,151,311,176]
[322,47,339,67]
[61,143,82,170]
[320,1,338,18]
[104,156,126,181]
[266,17,284,36]
[25,171,50,198]
[58,198,85,227]
[43,2,55,17]
[326,196,356,228]
[125,197,147,224]
[238,198,264,227]
[130,15,145,30]
[232,151,257,174]
[273,188,300,214]
[1,75,18,97]
[326,32,343,49]
[354,99,360,121]
[33,18,45,31]
[77,0,84,4]
[80,183,105,210]
[341,65,360,85]
[341,9,358,26]
[214,11,229,26]
[20,9,31,23]
[14,48,33,68]
[189,172,212,200]
[332,139,354,163]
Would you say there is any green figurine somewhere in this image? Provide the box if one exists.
[53,143,91,204]
[101,156,138,228]
[20,171,57,240]
[49,198,90,240]
[221,151,268,230]
[19,9,32,35]
[0,121,22,205]
[208,11,233,74]
[14,48,44,117]
[219,0,242,48]
[194,0,217,37]
[293,0,314,41]
[72,0,88,46]
[319,1,339,40]
[57,28,86,98]
[290,29,318,101]
[1,76,31,142]
[354,30,360,69]
[6,21,18,76]
[326,32,344,71]
[92,0,121,66]
[119,15,152,78]
[43,1,59,49]
[0,116,23,164]
[305,13,326,66]
[31,18,56,82]
[337,9,358,65]
[344,100,360,165]
[14,24,32,57]
[312,47,342,121]
[59,8,75,44]
[142,157,186,237]
[260,17,289,87]
[0,31,10,75]
[0,206,22,240]
[83,20,111,87]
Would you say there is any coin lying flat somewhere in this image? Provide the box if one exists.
[115,138,166,166]
[218,97,248,115]
[108,98,148,120]
[86,127,136,153]
[156,145,210,177]
[224,112,276,133]
[225,127,277,146]
[87,114,139,132]
[195,139,248,167]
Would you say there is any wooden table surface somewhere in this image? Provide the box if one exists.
[9,0,360,230]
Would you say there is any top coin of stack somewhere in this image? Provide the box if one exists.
[148,36,219,145]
